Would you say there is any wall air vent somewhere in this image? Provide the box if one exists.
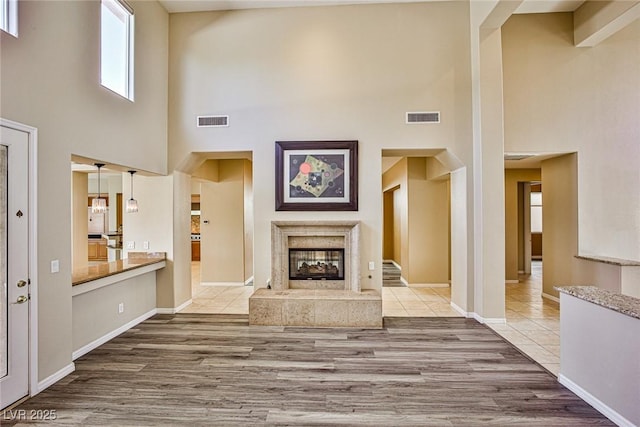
[197,115,229,128]
[406,111,440,124]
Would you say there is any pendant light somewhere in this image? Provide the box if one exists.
[126,170,139,213]
[91,163,107,213]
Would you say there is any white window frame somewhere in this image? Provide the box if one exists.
[0,0,18,37]
[100,0,134,101]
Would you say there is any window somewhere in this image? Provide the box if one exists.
[100,0,134,100]
[0,0,18,37]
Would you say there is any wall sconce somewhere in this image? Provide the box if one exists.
[91,163,107,213]
[126,170,139,213]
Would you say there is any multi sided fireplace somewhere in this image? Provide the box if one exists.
[289,248,345,280]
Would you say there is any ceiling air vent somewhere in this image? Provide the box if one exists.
[197,115,229,128]
[406,111,440,124]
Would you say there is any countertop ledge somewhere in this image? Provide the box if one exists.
[555,285,640,320]
[72,252,166,286]
[575,254,640,266]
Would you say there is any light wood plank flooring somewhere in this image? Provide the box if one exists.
[3,315,611,426]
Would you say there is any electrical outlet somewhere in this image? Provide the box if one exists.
[50,259,60,273]
[118,303,124,314]
[143,241,149,250]
[127,241,135,249]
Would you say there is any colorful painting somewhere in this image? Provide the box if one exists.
[275,141,358,211]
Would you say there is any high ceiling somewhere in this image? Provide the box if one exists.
[158,0,586,14]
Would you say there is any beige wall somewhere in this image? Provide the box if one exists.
[382,158,450,284]
[0,0,168,381]
[541,154,578,298]
[169,2,475,291]
[504,169,541,281]
[71,172,88,270]
[200,160,247,283]
[503,14,640,262]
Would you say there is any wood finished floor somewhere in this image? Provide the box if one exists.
[4,314,612,426]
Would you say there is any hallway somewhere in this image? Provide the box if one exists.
[181,261,560,375]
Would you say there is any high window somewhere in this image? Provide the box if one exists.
[100,0,134,100]
[0,0,18,37]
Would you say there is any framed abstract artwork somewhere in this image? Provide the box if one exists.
[275,140,358,211]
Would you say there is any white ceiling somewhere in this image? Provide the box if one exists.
[158,0,586,14]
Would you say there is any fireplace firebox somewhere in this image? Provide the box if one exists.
[289,248,345,280]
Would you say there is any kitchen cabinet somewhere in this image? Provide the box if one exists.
[88,239,108,261]
[191,240,201,261]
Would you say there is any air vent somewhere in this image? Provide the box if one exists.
[406,111,440,124]
[197,115,229,128]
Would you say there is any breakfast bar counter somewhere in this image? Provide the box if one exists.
[72,252,166,286]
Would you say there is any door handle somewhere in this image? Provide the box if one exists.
[12,295,28,304]
[17,279,27,288]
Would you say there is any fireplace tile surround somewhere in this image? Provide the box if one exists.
[249,221,382,327]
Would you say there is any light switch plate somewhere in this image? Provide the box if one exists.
[127,241,135,249]
[143,241,149,250]
[368,261,375,271]
[51,259,60,273]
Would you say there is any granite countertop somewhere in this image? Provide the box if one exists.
[575,254,640,266]
[72,252,166,286]
[555,286,640,320]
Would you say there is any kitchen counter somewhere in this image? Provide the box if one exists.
[72,252,166,286]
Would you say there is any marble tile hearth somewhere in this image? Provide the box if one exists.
[248,221,382,328]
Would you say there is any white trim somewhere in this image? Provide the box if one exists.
[542,292,560,303]
[156,298,192,314]
[505,279,519,284]
[72,261,165,296]
[35,363,74,395]
[200,281,244,287]
[450,301,471,317]
[400,276,409,286]
[409,283,449,288]
[1,119,39,401]
[244,276,254,286]
[472,312,507,324]
[558,374,634,427]
[72,308,157,361]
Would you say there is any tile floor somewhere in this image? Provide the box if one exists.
[180,261,560,375]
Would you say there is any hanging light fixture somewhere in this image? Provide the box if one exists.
[91,163,107,213]
[126,170,139,213]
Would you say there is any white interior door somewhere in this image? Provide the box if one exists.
[0,125,30,409]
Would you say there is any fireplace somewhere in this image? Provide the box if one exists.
[289,248,345,280]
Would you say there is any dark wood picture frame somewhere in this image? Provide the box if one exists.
[275,140,358,211]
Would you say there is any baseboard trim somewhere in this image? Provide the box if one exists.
[558,374,634,427]
[72,308,157,361]
[244,276,254,286]
[505,279,519,284]
[472,313,507,324]
[450,301,470,317]
[542,292,560,303]
[201,282,245,287]
[156,298,193,315]
[36,363,75,395]
[400,276,409,286]
[409,283,450,288]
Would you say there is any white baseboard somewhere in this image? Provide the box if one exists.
[157,298,193,315]
[72,308,157,360]
[400,276,409,286]
[450,301,470,317]
[505,279,519,284]
[472,313,507,324]
[542,292,560,303]
[200,282,245,287]
[558,374,634,427]
[409,283,450,288]
[244,276,254,286]
[35,363,75,395]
